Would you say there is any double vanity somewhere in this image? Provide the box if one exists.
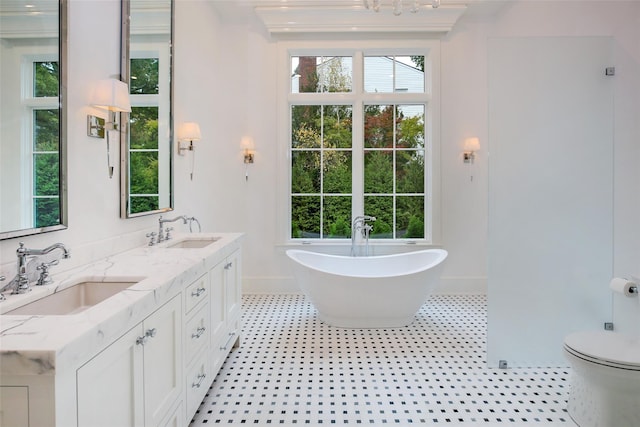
[0,232,243,427]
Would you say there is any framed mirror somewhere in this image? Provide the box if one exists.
[120,0,173,218]
[0,0,67,240]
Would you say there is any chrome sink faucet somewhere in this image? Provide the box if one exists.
[147,215,202,245]
[157,215,188,243]
[0,242,71,299]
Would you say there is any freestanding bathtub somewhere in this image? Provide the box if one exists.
[286,249,448,328]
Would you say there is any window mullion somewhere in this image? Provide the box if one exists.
[352,51,364,221]
[320,107,325,238]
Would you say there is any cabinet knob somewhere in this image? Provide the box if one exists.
[145,328,157,338]
[136,335,148,346]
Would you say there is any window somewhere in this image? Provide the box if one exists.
[30,61,60,228]
[284,43,439,243]
[291,104,353,238]
[128,57,160,214]
[364,103,425,239]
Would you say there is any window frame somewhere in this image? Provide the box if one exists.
[21,54,60,228]
[277,40,441,246]
[127,42,171,214]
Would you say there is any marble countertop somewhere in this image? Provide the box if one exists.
[0,232,243,376]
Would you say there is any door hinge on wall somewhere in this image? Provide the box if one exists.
[605,67,615,76]
[604,322,614,331]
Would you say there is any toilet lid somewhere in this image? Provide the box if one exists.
[564,331,640,369]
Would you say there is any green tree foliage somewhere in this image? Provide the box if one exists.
[410,56,425,72]
[34,109,60,201]
[292,196,320,238]
[364,196,393,238]
[406,214,425,238]
[364,151,393,193]
[328,215,350,238]
[34,62,59,97]
[319,57,352,93]
[129,107,160,214]
[35,199,60,228]
[130,58,159,94]
[292,151,320,193]
[323,196,351,238]
[364,105,394,148]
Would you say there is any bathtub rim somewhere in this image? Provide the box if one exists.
[286,248,448,279]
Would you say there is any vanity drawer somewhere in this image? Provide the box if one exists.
[185,274,209,314]
[212,323,240,375]
[185,349,211,422]
[185,302,210,365]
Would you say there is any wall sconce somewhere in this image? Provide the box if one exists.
[177,122,202,180]
[177,122,201,155]
[241,136,255,181]
[463,137,480,164]
[87,78,131,178]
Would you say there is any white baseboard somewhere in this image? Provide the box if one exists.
[243,276,300,294]
[242,275,487,295]
[436,276,487,294]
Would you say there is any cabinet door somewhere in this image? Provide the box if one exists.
[209,260,226,344]
[0,386,29,427]
[144,294,182,427]
[224,250,241,322]
[77,325,144,427]
[160,402,183,427]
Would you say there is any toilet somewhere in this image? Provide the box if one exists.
[563,330,640,427]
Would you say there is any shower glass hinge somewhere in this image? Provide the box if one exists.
[498,360,508,369]
[604,322,614,331]
[605,67,615,76]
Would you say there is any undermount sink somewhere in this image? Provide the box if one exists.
[6,279,141,316]
[165,236,220,249]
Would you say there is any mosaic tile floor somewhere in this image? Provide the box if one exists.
[190,294,575,426]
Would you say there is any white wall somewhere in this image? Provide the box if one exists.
[1,1,638,339]
[0,0,161,274]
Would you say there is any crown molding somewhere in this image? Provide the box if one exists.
[254,4,467,35]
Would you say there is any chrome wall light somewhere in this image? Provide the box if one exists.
[87,78,131,178]
[177,122,202,180]
[463,137,480,164]
[241,136,255,181]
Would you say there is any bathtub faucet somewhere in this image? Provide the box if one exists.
[351,215,376,257]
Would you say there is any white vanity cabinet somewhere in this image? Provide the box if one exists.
[0,233,243,427]
[77,294,182,427]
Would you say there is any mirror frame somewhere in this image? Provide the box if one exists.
[119,0,175,218]
[0,0,68,240]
